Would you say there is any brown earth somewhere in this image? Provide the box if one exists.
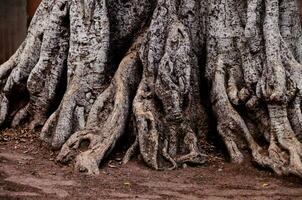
[0,129,302,200]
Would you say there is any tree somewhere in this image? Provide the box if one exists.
[1,0,302,177]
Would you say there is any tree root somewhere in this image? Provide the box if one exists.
[40,0,110,149]
[0,0,58,126]
[211,57,302,177]
[12,0,69,129]
[2,0,302,179]
[56,36,143,174]
[131,0,208,170]
[207,0,302,178]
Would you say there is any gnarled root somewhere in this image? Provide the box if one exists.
[208,0,302,178]
[40,0,110,149]
[211,58,245,164]
[3,0,302,180]
[56,37,142,174]
[0,0,59,126]
[130,0,208,170]
[12,0,69,129]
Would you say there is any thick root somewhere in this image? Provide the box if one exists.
[268,104,302,176]
[207,0,302,178]
[0,0,58,126]
[40,0,110,149]
[131,0,208,170]
[57,37,142,174]
[12,0,69,129]
[2,0,302,180]
[211,57,245,163]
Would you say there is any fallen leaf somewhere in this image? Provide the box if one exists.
[124,182,131,187]
[108,160,118,168]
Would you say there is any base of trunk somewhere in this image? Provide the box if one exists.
[1,0,302,179]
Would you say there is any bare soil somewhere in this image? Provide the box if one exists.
[0,129,302,200]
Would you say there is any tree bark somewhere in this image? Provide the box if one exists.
[1,0,302,178]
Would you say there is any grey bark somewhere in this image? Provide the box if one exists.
[1,0,302,178]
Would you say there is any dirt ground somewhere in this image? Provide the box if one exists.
[0,129,302,200]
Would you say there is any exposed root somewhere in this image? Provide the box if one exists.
[40,109,60,144]
[12,0,69,129]
[211,57,244,163]
[1,0,302,179]
[131,0,208,170]
[56,37,142,174]
[268,104,302,176]
[40,0,110,149]
[207,0,302,178]
[288,96,302,141]
[0,0,58,126]
[122,137,139,165]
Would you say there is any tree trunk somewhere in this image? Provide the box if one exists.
[1,0,302,177]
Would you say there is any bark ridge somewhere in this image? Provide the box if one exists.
[1,0,302,178]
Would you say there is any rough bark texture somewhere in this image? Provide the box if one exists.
[1,0,302,178]
[206,0,302,177]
